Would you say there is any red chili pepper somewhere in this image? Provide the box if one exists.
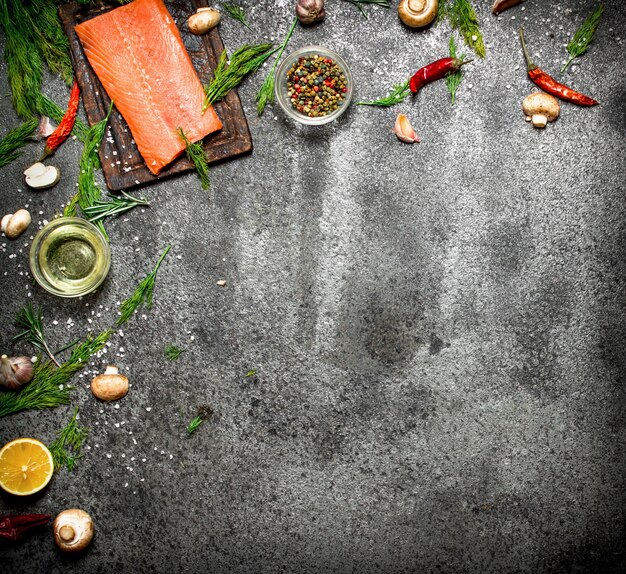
[409,57,473,94]
[519,28,598,107]
[0,514,51,541]
[41,80,81,160]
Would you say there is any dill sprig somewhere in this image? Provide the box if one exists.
[357,80,410,107]
[342,0,390,18]
[446,0,485,59]
[165,345,185,361]
[223,3,251,30]
[49,407,88,471]
[561,3,604,73]
[13,304,61,367]
[445,36,465,104]
[0,329,112,418]
[177,128,210,190]
[256,18,298,116]
[203,42,276,110]
[244,369,257,378]
[117,245,171,325]
[0,118,38,169]
[83,191,149,223]
[187,405,213,435]
[65,103,113,239]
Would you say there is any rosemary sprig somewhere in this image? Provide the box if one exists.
[65,103,113,239]
[561,3,604,73]
[0,118,38,169]
[0,329,112,418]
[83,191,149,223]
[447,0,485,59]
[256,18,298,116]
[49,407,88,471]
[177,128,210,190]
[445,36,465,104]
[165,345,185,361]
[357,81,410,107]
[117,246,171,325]
[342,0,390,18]
[13,304,61,367]
[223,3,251,30]
[187,405,213,435]
[203,42,276,110]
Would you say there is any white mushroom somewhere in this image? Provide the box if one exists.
[91,365,129,401]
[188,7,220,35]
[398,0,438,28]
[3,209,31,239]
[24,162,61,190]
[53,509,94,552]
[522,92,560,128]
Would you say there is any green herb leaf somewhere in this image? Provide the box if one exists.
[0,329,112,418]
[83,191,150,223]
[244,369,257,378]
[562,3,604,73]
[356,81,410,107]
[165,345,185,361]
[187,416,203,435]
[0,118,38,169]
[13,304,61,367]
[177,128,210,190]
[203,43,276,109]
[49,407,88,471]
[445,36,465,105]
[256,18,298,116]
[117,246,171,325]
[223,3,251,30]
[342,0,390,18]
[447,0,485,59]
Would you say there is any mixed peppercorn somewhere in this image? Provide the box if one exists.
[287,54,348,118]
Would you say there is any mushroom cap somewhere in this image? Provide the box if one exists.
[91,365,129,401]
[187,7,220,35]
[53,509,94,552]
[24,164,61,190]
[398,0,438,28]
[5,209,31,239]
[522,92,560,121]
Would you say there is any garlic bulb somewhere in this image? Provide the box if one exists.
[392,114,420,144]
[0,355,34,390]
[296,0,325,25]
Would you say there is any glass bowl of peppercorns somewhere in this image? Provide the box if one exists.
[275,46,353,125]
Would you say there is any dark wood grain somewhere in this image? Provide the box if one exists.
[58,0,253,191]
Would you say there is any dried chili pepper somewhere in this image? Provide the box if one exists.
[0,514,51,541]
[41,80,80,160]
[519,27,598,107]
[409,57,473,94]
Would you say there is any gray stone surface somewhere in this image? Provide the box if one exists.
[1,1,625,572]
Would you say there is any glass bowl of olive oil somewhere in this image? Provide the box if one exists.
[30,217,110,298]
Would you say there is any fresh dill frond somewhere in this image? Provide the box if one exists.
[357,81,410,107]
[445,36,465,104]
[342,0,390,18]
[65,103,113,239]
[164,345,185,361]
[37,94,89,143]
[448,0,485,58]
[187,416,203,435]
[562,3,604,73]
[0,329,112,418]
[223,3,251,30]
[437,0,447,23]
[117,246,171,325]
[83,191,149,223]
[0,118,38,169]
[49,407,88,471]
[13,304,61,367]
[256,18,298,116]
[177,128,210,190]
[203,42,276,109]
[244,369,257,378]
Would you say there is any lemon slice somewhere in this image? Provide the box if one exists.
[0,438,54,496]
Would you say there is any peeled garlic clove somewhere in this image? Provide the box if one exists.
[0,355,34,390]
[187,7,220,34]
[393,114,420,144]
[4,209,31,239]
[53,509,94,553]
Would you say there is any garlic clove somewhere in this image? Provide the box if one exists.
[0,355,34,390]
[25,164,61,190]
[4,209,31,239]
[393,114,421,144]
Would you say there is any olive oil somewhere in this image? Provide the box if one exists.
[30,218,110,297]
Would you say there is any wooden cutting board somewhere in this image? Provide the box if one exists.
[59,0,253,192]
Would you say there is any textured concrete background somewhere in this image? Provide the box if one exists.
[1,0,625,572]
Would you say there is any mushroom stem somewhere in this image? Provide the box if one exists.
[59,525,75,542]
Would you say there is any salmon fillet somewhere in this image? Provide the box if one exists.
[75,0,222,175]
